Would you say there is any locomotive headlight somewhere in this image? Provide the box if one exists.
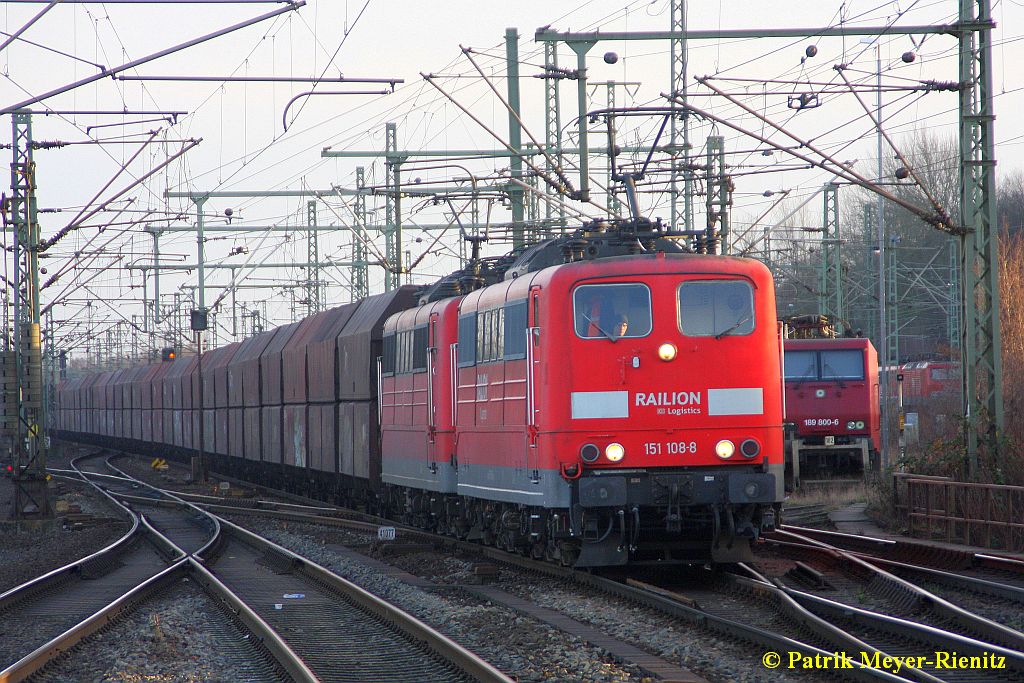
[740,439,760,458]
[657,343,677,362]
[856,420,865,429]
[605,443,625,462]
[846,420,857,430]
[715,439,735,459]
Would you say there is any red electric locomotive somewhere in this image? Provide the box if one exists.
[900,360,959,406]
[783,337,880,486]
[380,229,784,566]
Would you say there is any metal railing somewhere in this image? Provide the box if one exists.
[893,473,1024,552]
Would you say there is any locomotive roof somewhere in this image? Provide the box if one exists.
[394,251,775,320]
[540,250,768,276]
[785,337,876,351]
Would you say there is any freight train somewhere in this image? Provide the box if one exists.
[56,219,785,566]
[783,337,881,486]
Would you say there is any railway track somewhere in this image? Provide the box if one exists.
[78,452,1024,683]
[0,453,187,678]
[780,525,1024,590]
[751,528,1024,682]
[3,452,511,683]
[153,477,916,682]
[762,533,1024,634]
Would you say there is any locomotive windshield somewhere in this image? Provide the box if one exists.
[677,280,755,337]
[784,350,817,380]
[821,349,865,380]
[573,283,652,339]
[784,349,865,381]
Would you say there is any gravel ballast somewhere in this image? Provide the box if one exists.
[223,515,650,683]
[29,580,281,683]
[0,478,129,594]
[224,514,840,683]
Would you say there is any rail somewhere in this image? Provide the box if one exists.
[893,473,1024,553]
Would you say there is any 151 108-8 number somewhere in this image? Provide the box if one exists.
[644,441,698,455]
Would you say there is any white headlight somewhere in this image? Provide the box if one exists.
[715,440,735,459]
[846,421,857,430]
[605,443,625,462]
[856,420,865,429]
[657,343,677,361]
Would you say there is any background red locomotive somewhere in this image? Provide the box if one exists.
[783,337,881,487]
[56,219,785,567]
[899,360,959,406]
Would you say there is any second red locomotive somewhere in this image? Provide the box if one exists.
[783,337,881,486]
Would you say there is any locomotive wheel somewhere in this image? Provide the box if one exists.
[544,542,557,563]
[558,541,579,567]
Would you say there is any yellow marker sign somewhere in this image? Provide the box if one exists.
[28,423,39,437]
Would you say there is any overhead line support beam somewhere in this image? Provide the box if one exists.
[1,1,304,114]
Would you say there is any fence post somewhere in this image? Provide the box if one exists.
[892,473,900,522]
[924,482,931,540]
[985,487,992,548]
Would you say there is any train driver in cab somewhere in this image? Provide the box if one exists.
[575,286,640,341]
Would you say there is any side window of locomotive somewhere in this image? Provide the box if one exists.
[457,314,476,367]
[503,300,528,360]
[677,280,754,337]
[395,330,416,374]
[820,349,865,381]
[382,332,396,376]
[572,283,652,339]
[476,308,505,363]
[784,350,818,381]
[411,325,429,372]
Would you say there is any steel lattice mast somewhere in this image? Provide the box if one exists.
[958,0,1002,472]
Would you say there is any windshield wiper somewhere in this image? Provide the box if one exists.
[822,363,847,389]
[582,313,618,342]
[714,314,752,340]
[793,370,817,390]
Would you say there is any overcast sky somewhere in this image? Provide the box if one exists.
[1,0,1020,355]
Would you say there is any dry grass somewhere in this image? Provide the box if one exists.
[1000,232,1024,471]
[787,481,869,508]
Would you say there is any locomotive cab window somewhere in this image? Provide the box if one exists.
[503,300,528,360]
[678,280,754,337]
[820,349,865,381]
[457,314,476,367]
[382,333,396,376]
[784,350,818,381]
[573,283,652,339]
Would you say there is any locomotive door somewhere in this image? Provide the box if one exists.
[526,287,541,481]
[426,313,439,474]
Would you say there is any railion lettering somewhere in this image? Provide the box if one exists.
[635,391,702,407]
